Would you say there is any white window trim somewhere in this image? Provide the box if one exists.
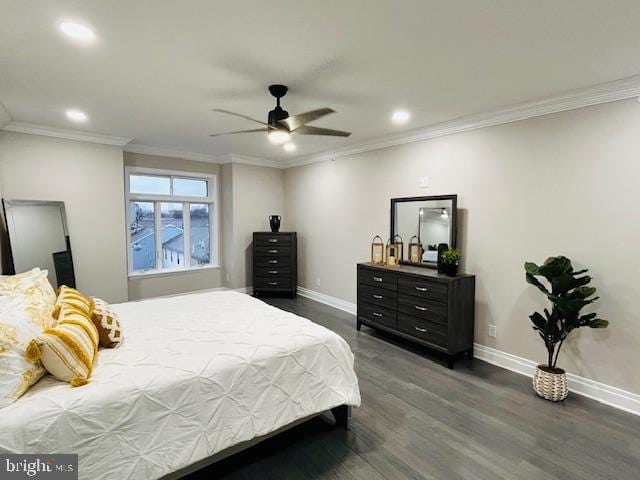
[125,166,220,278]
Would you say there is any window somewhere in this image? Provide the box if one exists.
[126,167,217,276]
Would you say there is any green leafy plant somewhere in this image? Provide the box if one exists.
[441,248,460,265]
[525,256,608,371]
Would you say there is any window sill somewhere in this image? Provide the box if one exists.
[128,264,220,280]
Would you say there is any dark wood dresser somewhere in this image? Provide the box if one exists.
[253,232,297,297]
[357,262,475,368]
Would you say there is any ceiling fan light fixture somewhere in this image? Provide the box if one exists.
[268,129,290,144]
[283,143,297,152]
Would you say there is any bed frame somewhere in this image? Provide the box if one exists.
[161,405,351,480]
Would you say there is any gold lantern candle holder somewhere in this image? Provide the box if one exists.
[393,234,404,262]
[408,236,424,263]
[385,238,400,267]
[370,235,385,265]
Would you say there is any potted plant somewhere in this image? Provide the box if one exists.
[441,248,460,276]
[525,256,608,401]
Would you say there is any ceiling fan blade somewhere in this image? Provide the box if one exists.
[212,109,270,126]
[283,108,335,131]
[209,128,268,137]
[294,125,351,137]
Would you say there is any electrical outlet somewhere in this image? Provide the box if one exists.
[226,273,231,282]
[488,324,497,338]
[316,277,321,287]
[419,176,429,188]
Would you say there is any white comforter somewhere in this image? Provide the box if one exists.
[0,291,361,479]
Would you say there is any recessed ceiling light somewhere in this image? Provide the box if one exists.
[268,129,290,145]
[59,22,96,42]
[391,110,411,124]
[65,109,88,123]
[283,143,297,152]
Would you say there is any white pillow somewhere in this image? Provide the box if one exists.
[0,295,46,408]
[0,268,56,329]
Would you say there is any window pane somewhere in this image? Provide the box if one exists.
[130,174,170,195]
[161,203,184,268]
[173,178,208,197]
[190,204,210,266]
[130,201,156,271]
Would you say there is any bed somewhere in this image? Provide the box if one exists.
[0,290,361,479]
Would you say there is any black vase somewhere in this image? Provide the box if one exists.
[436,243,448,273]
[269,215,281,233]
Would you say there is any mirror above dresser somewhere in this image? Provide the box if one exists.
[391,194,457,268]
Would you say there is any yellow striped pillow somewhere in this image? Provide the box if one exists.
[27,308,99,387]
[53,286,93,319]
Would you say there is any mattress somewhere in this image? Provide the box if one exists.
[0,290,361,479]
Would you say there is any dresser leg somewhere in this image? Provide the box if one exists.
[446,355,455,369]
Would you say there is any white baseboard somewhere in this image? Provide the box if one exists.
[295,285,640,416]
[233,286,253,295]
[473,344,640,416]
[297,286,356,314]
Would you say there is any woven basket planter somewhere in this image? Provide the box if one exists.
[533,365,568,402]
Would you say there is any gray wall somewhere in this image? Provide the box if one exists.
[284,99,640,395]
[0,132,128,302]
[223,163,284,289]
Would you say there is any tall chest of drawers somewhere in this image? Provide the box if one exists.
[253,232,297,297]
[357,262,475,368]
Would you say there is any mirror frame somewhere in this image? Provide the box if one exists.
[390,194,457,268]
[1,199,75,287]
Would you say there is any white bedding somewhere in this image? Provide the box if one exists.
[0,290,361,479]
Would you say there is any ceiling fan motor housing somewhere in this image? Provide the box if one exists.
[268,84,290,128]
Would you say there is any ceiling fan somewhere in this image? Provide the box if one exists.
[210,84,351,144]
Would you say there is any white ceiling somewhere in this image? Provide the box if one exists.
[2,1,640,164]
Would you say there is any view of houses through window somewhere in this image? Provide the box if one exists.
[128,171,214,274]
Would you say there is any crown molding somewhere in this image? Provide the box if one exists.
[0,101,11,128]
[124,145,284,169]
[1,121,132,146]
[284,74,640,168]
[228,154,285,169]
[124,143,221,163]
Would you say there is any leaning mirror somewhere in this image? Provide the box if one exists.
[390,195,457,268]
[2,199,76,288]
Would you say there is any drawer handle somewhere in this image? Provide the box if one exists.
[372,294,383,299]
[415,286,428,292]
[373,276,383,282]
[268,249,278,254]
[268,281,278,286]
[372,312,383,317]
[268,270,279,274]
[268,239,278,243]
[415,305,428,311]
[415,326,428,333]
[268,260,278,264]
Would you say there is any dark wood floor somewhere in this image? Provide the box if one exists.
[186,296,640,480]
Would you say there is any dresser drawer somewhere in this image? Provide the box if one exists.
[254,234,292,247]
[358,267,398,291]
[397,313,447,347]
[398,293,447,325]
[358,283,397,309]
[255,267,290,278]
[398,276,448,303]
[358,302,397,330]
[255,277,291,289]
[255,246,292,257]
[255,256,291,268]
